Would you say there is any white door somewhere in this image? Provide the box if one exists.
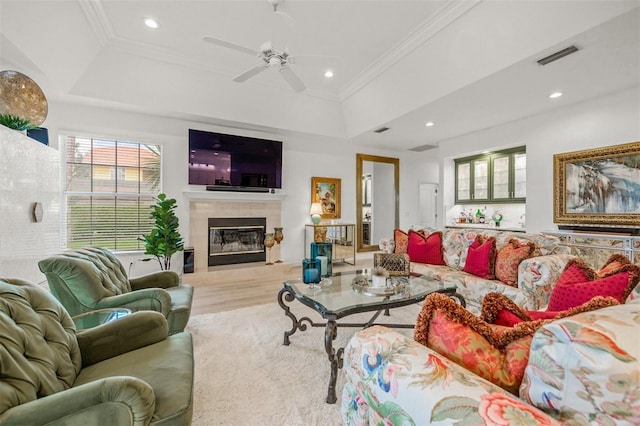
[419,183,438,228]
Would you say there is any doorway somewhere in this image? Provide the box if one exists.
[419,183,438,228]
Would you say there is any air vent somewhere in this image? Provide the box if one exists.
[374,127,390,133]
[409,144,437,152]
[537,45,580,66]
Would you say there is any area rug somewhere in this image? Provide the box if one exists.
[186,301,422,425]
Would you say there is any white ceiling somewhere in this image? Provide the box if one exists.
[1,0,639,151]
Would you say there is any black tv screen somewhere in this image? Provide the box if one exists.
[188,129,282,189]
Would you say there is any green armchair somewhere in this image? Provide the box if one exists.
[0,278,194,425]
[38,247,194,335]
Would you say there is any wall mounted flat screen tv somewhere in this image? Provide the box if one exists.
[188,129,282,189]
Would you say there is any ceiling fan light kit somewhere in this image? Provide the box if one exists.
[202,0,306,93]
[203,35,306,92]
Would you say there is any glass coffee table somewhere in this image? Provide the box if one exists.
[277,269,464,403]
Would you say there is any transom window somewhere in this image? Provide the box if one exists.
[63,136,161,251]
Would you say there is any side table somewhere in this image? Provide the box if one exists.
[72,308,132,331]
[304,223,356,265]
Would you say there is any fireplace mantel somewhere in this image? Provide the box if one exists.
[183,189,287,201]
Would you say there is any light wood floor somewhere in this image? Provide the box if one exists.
[186,256,373,316]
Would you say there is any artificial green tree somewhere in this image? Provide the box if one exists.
[139,193,184,271]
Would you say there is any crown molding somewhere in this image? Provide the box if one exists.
[79,0,341,103]
[79,0,482,104]
[109,36,341,102]
[78,0,114,47]
[340,0,482,101]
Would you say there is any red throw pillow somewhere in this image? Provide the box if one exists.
[462,235,497,279]
[553,260,595,287]
[393,229,408,254]
[481,292,620,327]
[495,239,536,286]
[407,230,444,265]
[548,272,634,311]
[491,310,559,327]
[547,255,640,311]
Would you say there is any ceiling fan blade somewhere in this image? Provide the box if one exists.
[233,65,269,82]
[279,65,305,92]
[269,0,295,24]
[202,36,259,56]
[274,10,294,26]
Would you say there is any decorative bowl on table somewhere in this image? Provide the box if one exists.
[351,274,406,297]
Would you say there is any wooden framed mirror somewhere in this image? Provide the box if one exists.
[356,154,399,252]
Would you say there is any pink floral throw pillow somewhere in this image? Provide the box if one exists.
[393,229,408,254]
[415,293,542,394]
[495,239,536,287]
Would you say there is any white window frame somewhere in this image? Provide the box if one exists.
[61,134,162,252]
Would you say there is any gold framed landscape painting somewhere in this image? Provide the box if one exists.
[553,141,640,227]
[311,176,341,219]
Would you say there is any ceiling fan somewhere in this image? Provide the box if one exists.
[202,0,304,92]
[202,36,305,92]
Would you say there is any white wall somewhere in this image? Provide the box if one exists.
[400,149,439,228]
[437,87,640,232]
[0,127,60,284]
[4,86,636,278]
[41,100,418,267]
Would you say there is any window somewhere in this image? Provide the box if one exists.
[63,136,161,251]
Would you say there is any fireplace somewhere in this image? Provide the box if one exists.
[208,217,266,266]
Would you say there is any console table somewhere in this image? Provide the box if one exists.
[304,224,356,265]
[544,230,640,268]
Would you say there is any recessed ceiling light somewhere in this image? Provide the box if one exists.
[549,91,563,99]
[324,70,334,78]
[144,18,159,29]
[425,121,435,127]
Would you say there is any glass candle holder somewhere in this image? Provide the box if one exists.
[302,258,321,289]
[311,242,332,277]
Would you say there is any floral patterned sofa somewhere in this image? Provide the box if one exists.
[407,228,574,314]
[341,289,640,425]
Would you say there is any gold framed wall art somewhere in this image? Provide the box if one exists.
[311,176,341,219]
[553,141,640,227]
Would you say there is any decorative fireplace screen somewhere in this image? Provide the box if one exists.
[208,217,266,266]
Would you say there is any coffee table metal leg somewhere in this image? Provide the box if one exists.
[448,292,466,308]
[324,318,343,404]
[278,287,313,346]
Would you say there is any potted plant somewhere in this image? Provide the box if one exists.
[0,113,38,131]
[139,193,184,271]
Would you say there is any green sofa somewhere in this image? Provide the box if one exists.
[0,278,194,425]
[39,247,193,334]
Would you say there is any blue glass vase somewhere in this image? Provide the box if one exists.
[302,258,321,288]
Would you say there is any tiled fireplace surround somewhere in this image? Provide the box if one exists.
[189,198,282,272]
